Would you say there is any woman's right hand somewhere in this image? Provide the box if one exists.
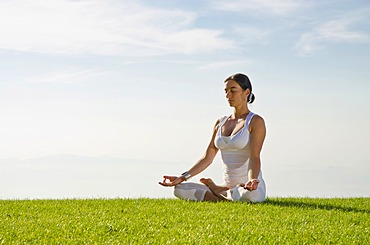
[158,175,184,187]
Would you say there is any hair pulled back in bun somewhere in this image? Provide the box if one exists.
[224,73,255,104]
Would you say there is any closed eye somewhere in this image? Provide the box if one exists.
[225,89,236,93]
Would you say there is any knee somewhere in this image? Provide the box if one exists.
[174,183,207,201]
[231,186,266,203]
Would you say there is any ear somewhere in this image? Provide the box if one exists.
[244,88,251,97]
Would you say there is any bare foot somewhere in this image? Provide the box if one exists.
[200,178,229,198]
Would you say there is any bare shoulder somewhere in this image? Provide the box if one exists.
[251,114,265,124]
[213,118,222,132]
[250,114,266,131]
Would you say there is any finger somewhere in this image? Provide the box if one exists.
[252,182,258,190]
[244,182,252,190]
[158,182,173,187]
[248,183,257,191]
[170,176,179,181]
[163,176,178,182]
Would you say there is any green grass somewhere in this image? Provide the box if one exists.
[0,197,368,244]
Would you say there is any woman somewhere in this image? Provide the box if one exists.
[159,73,266,202]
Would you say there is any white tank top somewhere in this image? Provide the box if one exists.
[214,112,263,188]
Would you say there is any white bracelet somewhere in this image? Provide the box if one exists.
[250,179,260,183]
[181,171,192,181]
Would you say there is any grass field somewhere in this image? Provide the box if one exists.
[0,197,368,244]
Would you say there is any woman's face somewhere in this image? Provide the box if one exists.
[224,80,249,107]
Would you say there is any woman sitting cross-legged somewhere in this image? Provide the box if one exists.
[159,73,267,202]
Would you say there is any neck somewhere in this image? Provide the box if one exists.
[232,106,250,119]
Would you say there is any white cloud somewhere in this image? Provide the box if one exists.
[296,17,370,55]
[213,0,306,15]
[0,0,233,56]
[197,60,252,70]
[233,26,269,43]
[28,69,106,84]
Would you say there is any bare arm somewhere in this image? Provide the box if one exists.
[159,119,220,186]
[243,115,266,190]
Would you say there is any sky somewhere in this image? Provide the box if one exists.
[1,0,369,199]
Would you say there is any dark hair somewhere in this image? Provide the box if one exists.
[224,73,255,103]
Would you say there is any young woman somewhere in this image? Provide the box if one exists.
[159,73,266,202]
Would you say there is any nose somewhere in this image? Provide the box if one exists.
[226,91,232,99]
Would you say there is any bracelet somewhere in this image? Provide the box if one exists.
[250,179,260,183]
[181,171,192,181]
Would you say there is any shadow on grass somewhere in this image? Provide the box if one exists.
[263,198,369,214]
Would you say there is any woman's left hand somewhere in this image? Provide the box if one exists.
[239,179,259,191]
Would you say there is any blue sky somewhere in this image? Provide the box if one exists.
[1,0,369,199]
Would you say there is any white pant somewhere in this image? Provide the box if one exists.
[174,180,266,202]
